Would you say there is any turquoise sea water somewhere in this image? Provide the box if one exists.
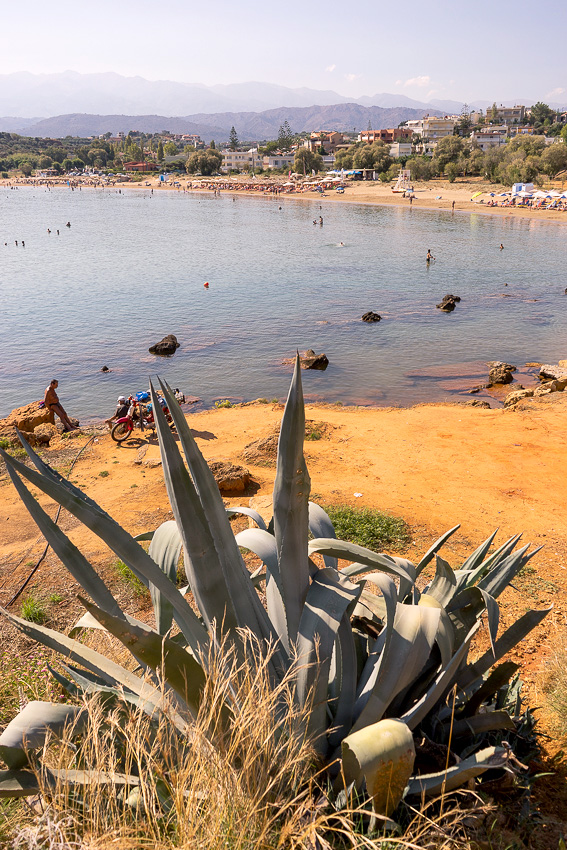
[1,185,566,420]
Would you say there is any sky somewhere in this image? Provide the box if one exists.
[1,0,565,103]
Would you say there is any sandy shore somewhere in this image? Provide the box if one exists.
[3,174,567,224]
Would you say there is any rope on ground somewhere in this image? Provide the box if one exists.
[7,434,97,607]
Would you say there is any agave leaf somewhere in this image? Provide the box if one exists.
[451,710,515,739]
[296,569,361,752]
[425,555,457,606]
[415,525,460,577]
[134,531,155,542]
[0,702,85,769]
[406,746,509,797]
[0,449,208,656]
[460,529,499,572]
[147,520,183,635]
[310,541,413,583]
[447,587,499,653]
[457,606,552,689]
[462,661,519,718]
[48,664,156,718]
[149,380,240,641]
[355,573,398,712]
[69,610,153,638]
[478,545,542,599]
[225,507,267,530]
[0,769,42,798]
[271,355,311,645]
[80,598,206,718]
[464,534,523,587]
[235,528,288,651]
[308,502,338,569]
[4,464,124,620]
[0,606,187,732]
[158,380,285,674]
[401,626,478,730]
[352,605,441,732]
[328,613,358,750]
[339,719,415,817]
[418,596,455,667]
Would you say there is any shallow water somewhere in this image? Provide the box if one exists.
[1,185,566,420]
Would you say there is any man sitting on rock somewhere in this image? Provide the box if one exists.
[44,379,78,433]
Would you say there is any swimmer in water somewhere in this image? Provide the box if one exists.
[500,244,504,250]
[339,242,344,247]
[426,249,435,263]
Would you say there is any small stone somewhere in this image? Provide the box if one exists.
[466,399,491,409]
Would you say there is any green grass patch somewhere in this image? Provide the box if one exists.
[113,559,147,596]
[305,427,323,441]
[19,594,47,624]
[99,470,110,478]
[48,592,64,604]
[322,504,411,552]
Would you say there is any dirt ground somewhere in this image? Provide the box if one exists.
[1,394,567,841]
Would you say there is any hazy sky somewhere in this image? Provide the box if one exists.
[1,0,565,102]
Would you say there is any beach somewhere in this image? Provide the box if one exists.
[3,173,567,224]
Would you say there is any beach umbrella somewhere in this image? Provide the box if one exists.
[499,192,510,196]
[471,191,483,199]
[489,192,495,196]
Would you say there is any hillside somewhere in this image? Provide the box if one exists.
[16,103,441,141]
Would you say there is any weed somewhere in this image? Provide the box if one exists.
[257,398,269,404]
[113,559,146,596]
[48,593,64,604]
[19,594,47,624]
[305,427,323,441]
[543,635,567,735]
[323,504,411,552]
[130,483,138,488]
[99,470,109,478]
[214,399,233,409]
[0,438,11,450]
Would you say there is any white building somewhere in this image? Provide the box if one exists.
[389,142,413,158]
[221,149,261,172]
[262,153,295,170]
[406,116,457,140]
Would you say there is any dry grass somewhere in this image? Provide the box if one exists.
[542,633,567,738]
[5,634,497,850]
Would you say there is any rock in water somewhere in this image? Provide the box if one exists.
[100,365,111,373]
[300,350,329,370]
[149,334,180,356]
[362,311,382,323]
[436,294,461,312]
[488,361,516,385]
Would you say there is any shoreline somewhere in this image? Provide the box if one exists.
[3,175,567,225]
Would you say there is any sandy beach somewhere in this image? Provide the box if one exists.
[3,174,567,224]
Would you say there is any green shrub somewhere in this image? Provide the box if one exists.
[99,470,109,478]
[323,504,411,551]
[214,399,233,409]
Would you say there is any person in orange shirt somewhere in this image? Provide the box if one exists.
[44,380,77,432]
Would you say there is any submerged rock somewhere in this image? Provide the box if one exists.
[436,294,461,312]
[149,334,180,356]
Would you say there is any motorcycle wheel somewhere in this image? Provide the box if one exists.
[111,421,132,443]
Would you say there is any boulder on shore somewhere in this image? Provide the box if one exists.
[300,349,329,370]
[488,361,516,386]
[208,461,251,492]
[33,422,59,444]
[436,294,461,312]
[1,400,55,433]
[504,389,534,407]
[362,311,382,323]
[149,334,180,356]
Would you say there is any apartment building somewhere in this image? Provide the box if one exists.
[302,131,345,154]
[492,104,525,124]
[407,116,457,140]
[357,128,412,144]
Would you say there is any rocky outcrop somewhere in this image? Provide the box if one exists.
[1,401,54,432]
[362,311,381,323]
[208,461,251,492]
[504,389,534,407]
[300,349,329,370]
[539,364,567,383]
[436,294,461,312]
[465,399,491,408]
[33,423,59,444]
[488,361,516,386]
[149,334,180,356]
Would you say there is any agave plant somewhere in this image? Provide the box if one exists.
[0,356,551,819]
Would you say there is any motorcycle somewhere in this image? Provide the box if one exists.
[111,397,174,443]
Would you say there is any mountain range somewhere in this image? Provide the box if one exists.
[8,104,447,142]
[1,71,562,125]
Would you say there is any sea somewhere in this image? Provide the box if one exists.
[1,184,566,421]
